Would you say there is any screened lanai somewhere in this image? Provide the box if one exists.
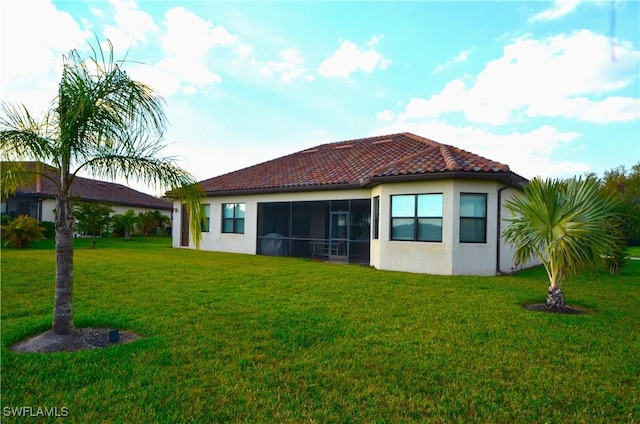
[257,199,371,264]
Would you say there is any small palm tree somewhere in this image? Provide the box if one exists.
[1,40,203,335]
[113,209,140,241]
[502,177,620,310]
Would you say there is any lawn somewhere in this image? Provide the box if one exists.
[1,238,639,423]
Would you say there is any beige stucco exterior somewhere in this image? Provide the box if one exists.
[369,179,534,275]
[173,188,371,254]
[173,178,539,276]
[36,201,170,225]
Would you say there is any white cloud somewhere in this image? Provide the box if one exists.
[159,57,222,85]
[253,48,311,82]
[530,0,583,22]
[526,96,640,122]
[319,37,391,78]
[404,80,468,119]
[130,5,241,96]
[103,0,158,52]
[126,63,182,98]
[0,0,90,112]
[576,97,640,123]
[162,7,237,58]
[235,44,253,58]
[404,30,640,125]
[373,28,637,180]
[433,49,473,74]
[376,110,395,121]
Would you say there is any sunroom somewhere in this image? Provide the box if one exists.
[256,199,371,264]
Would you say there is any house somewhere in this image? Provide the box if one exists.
[171,133,536,276]
[1,162,172,225]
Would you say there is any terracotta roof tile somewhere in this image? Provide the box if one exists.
[196,133,522,194]
[9,162,171,210]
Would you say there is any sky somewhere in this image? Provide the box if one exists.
[1,0,639,195]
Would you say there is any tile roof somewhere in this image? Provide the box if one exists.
[9,162,171,210]
[197,132,526,194]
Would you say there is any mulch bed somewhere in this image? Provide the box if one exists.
[523,303,590,315]
[10,328,142,353]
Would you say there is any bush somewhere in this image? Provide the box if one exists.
[1,215,44,248]
[39,221,56,239]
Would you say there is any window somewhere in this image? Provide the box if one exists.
[391,194,443,242]
[460,193,487,243]
[372,196,380,239]
[222,203,245,234]
[201,204,211,232]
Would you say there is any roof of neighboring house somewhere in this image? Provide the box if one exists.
[7,162,171,210]
[195,132,527,195]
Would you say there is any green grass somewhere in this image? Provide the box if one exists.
[2,238,639,423]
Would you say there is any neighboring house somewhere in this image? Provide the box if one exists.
[170,133,537,276]
[1,162,172,226]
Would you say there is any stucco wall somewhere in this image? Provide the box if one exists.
[372,179,533,276]
[498,188,542,273]
[371,180,455,275]
[173,188,371,253]
[450,180,500,275]
[41,199,57,222]
[174,181,539,276]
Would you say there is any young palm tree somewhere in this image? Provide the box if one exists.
[1,40,203,335]
[113,209,140,241]
[502,177,619,309]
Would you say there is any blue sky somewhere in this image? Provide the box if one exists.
[2,0,639,195]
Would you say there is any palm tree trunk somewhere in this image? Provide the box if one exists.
[52,177,74,335]
[546,271,565,309]
[546,286,565,309]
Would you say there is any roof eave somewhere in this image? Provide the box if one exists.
[173,171,528,198]
[362,171,528,188]
[195,182,364,197]
[8,192,172,210]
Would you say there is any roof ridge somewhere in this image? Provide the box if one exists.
[370,144,441,176]
[401,132,442,148]
[447,145,511,172]
[314,132,409,148]
[439,144,461,171]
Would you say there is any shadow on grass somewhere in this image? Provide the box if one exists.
[522,302,593,315]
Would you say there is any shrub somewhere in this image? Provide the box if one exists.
[112,210,139,240]
[1,215,44,248]
[39,221,56,239]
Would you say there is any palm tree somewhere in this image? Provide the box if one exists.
[0,40,203,335]
[502,177,620,309]
[113,209,140,241]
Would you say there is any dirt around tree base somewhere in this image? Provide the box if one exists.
[10,328,142,353]
[524,303,590,315]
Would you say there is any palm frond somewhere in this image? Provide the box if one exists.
[78,140,203,247]
[0,102,56,163]
[58,42,167,167]
[502,177,620,287]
